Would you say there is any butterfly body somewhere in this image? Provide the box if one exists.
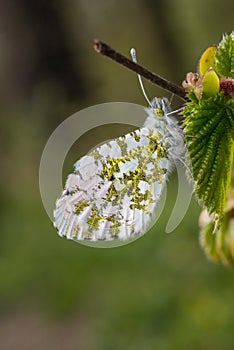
[54,98,185,241]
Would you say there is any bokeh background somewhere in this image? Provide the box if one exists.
[1,1,234,349]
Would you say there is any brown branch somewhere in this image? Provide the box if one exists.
[93,39,188,101]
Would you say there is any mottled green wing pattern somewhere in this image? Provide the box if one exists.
[54,127,170,241]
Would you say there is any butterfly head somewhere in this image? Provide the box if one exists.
[130,49,172,118]
[150,97,171,118]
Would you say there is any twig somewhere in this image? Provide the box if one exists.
[93,39,188,101]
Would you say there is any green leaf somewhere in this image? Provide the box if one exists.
[215,32,234,78]
[199,195,234,268]
[182,92,234,226]
[199,216,234,268]
[199,219,222,263]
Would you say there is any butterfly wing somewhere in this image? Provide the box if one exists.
[54,127,171,241]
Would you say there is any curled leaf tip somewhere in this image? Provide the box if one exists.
[199,177,234,268]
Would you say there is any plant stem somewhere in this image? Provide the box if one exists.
[93,39,188,101]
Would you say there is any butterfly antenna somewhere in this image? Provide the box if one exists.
[169,94,174,105]
[130,48,153,108]
[167,106,185,116]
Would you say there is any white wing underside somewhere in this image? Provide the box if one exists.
[54,126,172,241]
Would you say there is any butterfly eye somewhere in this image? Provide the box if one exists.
[154,108,164,117]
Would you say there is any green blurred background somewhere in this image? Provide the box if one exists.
[1,1,234,349]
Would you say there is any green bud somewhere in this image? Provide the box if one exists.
[201,68,220,99]
[198,45,217,76]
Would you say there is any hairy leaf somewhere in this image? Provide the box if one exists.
[215,32,234,78]
[183,92,234,226]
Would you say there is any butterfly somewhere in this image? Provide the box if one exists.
[53,96,186,242]
[53,48,187,243]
